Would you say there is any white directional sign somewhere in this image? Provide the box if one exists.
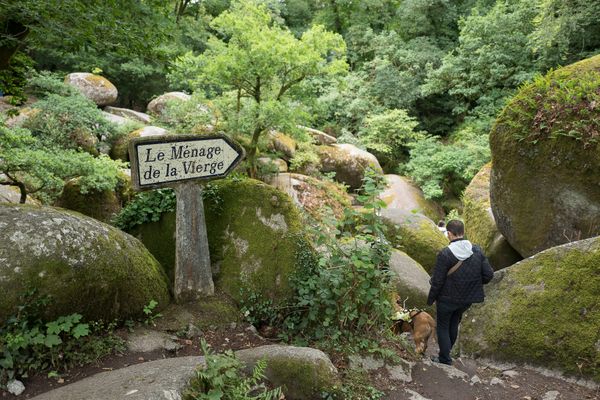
[129,134,245,190]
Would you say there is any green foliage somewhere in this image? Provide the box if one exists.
[113,183,224,231]
[142,300,162,327]
[157,94,216,135]
[358,109,426,168]
[0,124,125,203]
[423,1,538,121]
[169,0,347,171]
[112,189,176,231]
[402,131,491,200]
[184,339,282,400]
[505,64,600,146]
[0,290,125,386]
[289,141,321,173]
[0,52,34,103]
[282,169,394,345]
[25,71,79,98]
[23,92,117,151]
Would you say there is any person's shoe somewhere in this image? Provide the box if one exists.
[430,355,452,365]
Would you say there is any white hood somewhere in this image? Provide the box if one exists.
[448,239,473,260]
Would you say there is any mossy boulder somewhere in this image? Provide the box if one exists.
[463,163,522,270]
[147,91,191,115]
[267,173,352,220]
[490,55,600,257]
[131,179,307,305]
[64,73,118,106]
[300,126,337,145]
[381,209,447,273]
[236,345,339,399]
[380,175,443,222]
[389,250,431,309]
[54,176,129,223]
[268,131,297,160]
[110,126,167,161]
[317,144,383,190]
[461,236,600,381]
[0,204,170,322]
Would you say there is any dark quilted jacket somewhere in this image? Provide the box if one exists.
[427,239,494,306]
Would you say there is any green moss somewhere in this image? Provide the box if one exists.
[55,179,121,223]
[131,211,177,284]
[110,129,141,161]
[462,238,600,381]
[206,179,304,304]
[463,163,497,251]
[384,212,447,273]
[267,357,338,399]
[489,55,600,257]
[130,179,307,306]
[0,204,170,322]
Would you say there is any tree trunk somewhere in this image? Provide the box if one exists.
[247,124,263,178]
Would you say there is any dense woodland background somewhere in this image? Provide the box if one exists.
[2,0,599,208]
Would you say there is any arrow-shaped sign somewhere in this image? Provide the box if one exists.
[129,134,245,191]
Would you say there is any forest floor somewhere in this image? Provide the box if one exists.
[2,320,598,400]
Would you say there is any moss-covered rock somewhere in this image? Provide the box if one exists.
[110,126,167,161]
[147,91,191,115]
[463,163,522,270]
[490,55,600,257]
[54,177,125,223]
[236,345,339,399]
[461,236,600,381]
[0,204,170,322]
[131,179,307,305]
[0,185,40,205]
[317,144,383,190]
[64,73,118,106]
[381,209,447,273]
[267,173,352,220]
[380,175,443,222]
[389,250,431,309]
[268,131,297,160]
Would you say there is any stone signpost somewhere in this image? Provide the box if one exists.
[129,134,245,301]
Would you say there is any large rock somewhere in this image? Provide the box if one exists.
[299,125,337,145]
[490,55,600,257]
[380,175,443,221]
[463,163,522,270]
[104,106,151,124]
[461,237,600,381]
[267,173,352,220]
[110,126,168,161]
[147,91,190,115]
[31,356,204,400]
[0,184,39,205]
[389,250,431,309]
[101,111,129,126]
[381,209,448,273]
[268,130,297,160]
[131,179,308,305]
[54,177,127,223]
[0,204,170,322]
[64,73,118,106]
[236,345,339,399]
[317,144,383,190]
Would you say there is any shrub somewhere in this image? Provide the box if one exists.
[281,169,394,345]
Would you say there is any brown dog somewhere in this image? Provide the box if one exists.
[391,295,436,355]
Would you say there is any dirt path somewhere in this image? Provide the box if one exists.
[379,340,599,400]
[2,326,598,399]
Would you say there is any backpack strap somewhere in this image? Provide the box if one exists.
[447,260,463,276]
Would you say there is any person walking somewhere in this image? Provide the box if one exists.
[427,219,494,365]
